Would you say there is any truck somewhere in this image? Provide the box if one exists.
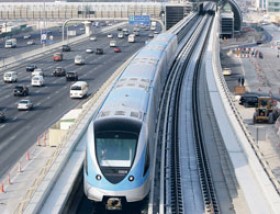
[150,21,157,31]
[128,34,135,43]
[5,38,17,48]
[253,97,280,124]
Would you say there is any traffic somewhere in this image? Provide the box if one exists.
[0,21,157,178]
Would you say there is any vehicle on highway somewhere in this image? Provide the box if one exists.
[74,55,85,65]
[27,39,35,45]
[17,99,33,111]
[239,92,259,107]
[0,111,5,122]
[53,52,63,61]
[66,71,78,81]
[26,64,37,72]
[53,67,66,77]
[128,34,135,43]
[13,85,29,96]
[31,75,44,87]
[89,36,97,41]
[117,32,124,39]
[113,47,121,53]
[86,48,94,54]
[32,68,44,77]
[107,33,113,38]
[5,38,17,48]
[109,40,117,47]
[70,81,88,99]
[3,71,17,83]
[61,44,71,52]
[96,48,103,55]
[84,33,178,210]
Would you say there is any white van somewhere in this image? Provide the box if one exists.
[3,71,17,83]
[74,55,85,65]
[31,75,44,87]
[70,81,88,99]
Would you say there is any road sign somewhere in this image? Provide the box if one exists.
[129,15,150,25]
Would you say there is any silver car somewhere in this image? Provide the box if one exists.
[17,99,33,111]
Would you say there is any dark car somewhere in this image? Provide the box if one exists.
[66,71,78,81]
[26,64,37,72]
[53,67,66,77]
[239,93,259,107]
[13,85,29,96]
[0,111,6,123]
[96,48,103,55]
[61,44,71,52]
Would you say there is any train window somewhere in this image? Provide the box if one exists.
[95,132,137,168]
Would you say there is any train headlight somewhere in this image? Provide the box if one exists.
[128,175,134,182]
[96,174,102,180]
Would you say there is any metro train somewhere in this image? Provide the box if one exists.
[83,32,178,210]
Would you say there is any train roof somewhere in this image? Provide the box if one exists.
[97,80,149,121]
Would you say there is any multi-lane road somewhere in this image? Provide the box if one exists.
[0,24,150,178]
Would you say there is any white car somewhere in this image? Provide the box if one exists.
[74,55,85,65]
[17,99,33,110]
[89,36,96,41]
[31,75,44,87]
[107,33,113,38]
[27,40,35,45]
[117,32,124,38]
[222,68,232,76]
[109,40,117,47]
[86,48,93,54]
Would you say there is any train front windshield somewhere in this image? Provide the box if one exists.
[95,132,137,168]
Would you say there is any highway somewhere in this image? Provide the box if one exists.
[0,25,148,178]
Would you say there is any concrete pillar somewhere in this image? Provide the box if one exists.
[83,21,91,35]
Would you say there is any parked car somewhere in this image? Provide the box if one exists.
[23,34,31,39]
[239,93,259,107]
[27,39,35,45]
[107,33,113,38]
[66,71,78,81]
[31,75,44,87]
[222,68,232,76]
[53,52,63,61]
[96,48,103,55]
[17,99,33,111]
[53,67,66,77]
[13,85,29,96]
[61,44,71,52]
[26,64,37,72]
[74,55,85,65]
[0,111,6,122]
